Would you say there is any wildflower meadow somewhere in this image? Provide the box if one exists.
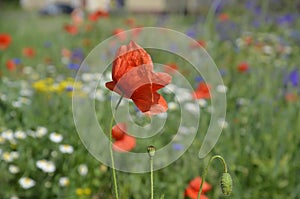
[1,1,300,199]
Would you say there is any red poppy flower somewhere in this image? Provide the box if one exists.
[112,123,136,152]
[64,24,78,35]
[192,82,211,99]
[218,13,229,22]
[0,33,12,50]
[6,59,16,71]
[105,41,172,116]
[88,10,109,22]
[185,177,212,199]
[22,47,35,58]
[112,28,126,41]
[237,62,249,73]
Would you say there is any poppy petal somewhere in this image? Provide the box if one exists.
[113,134,136,152]
[112,123,126,140]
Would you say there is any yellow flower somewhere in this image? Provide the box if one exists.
[75,188,84,196]
[84,188,91,195]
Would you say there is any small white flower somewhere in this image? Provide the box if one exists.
[19,177,36,189]
[163,84,177,94]
[218,118,228,129]
[14,130,27,139]
[18,97,31,105]
[59,144,74,154]
[9,165,20,174]
[23,66,33,75]
[36,160,56,173]
[20,89,33,97]
[216,85,228,93]
[0,93,7,101]
[12,101,22,108]
[1,129,14,141]
[175,88,192,102]
[10,195,19,199]
[35,126,48,138]
[2,152,13,162]
[0,136,5,144]
[49,132,63,143]
[59,177,70,187]
[197,99,207,107]
[184,102,199,115]
[168,102,178,110]
[78,164,88,176]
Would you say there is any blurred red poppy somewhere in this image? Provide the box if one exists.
[185,176,212,199]
[105,41,172,116]
[190,40,206,49]
[64,24,78,35]
[237,62,249,73]
[193,82,211,99]
[112,123,136,152]
[88,10,109,22]
[125,18,135,26]
[0,33,12,50]
[22,47,35,58]
[6,59,16,71]
[113,28,126,41]
[218,13,229,22]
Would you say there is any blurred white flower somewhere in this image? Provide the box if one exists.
[59,144,74,154]
[9,165,20,174]
[35,126,48,138]
[36,160,56,173]
[14,130,27,139]
[175,88,192,102]
[263,45,273,55]
[216,85,228,93]
[0,93,7,101]
[23,66,33,75]
[168,102,178,111]
[18,97,31,105]
[20,89,33,97]
[89,89,105,101]
[197,99,207,107]
[59,177,70,187]
[49,132,63,143]
[78,164,88,176]
[218,118,228,129]
[82,73,94,82]
[2,151,19,162]
[163,83,177,94]
[19,177,35,189]
[12,101,22,108]
[1,129,14,141]
[0,136,5,144]
[184,102,199,115]
[10,195,19,199]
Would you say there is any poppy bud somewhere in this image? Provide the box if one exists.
[220,172,232,196]
[147,146,156,158]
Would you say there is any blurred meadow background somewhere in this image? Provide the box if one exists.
[1,0,300,198]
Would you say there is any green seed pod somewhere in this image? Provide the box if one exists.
[220,172,232,196]
[147,146,156,158]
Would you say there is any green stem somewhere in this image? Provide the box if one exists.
[150,157,154,199]
[197,155,228,199]
[109,95,124,199]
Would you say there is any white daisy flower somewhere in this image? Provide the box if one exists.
[184,102,199,115]
[49,132,63,143]
[19,177,36,189]
[59,144,74,154]
[1,129,14,141]
[9,165,20,174]
[36,160,56,173]
[35,126,48,138]
[12,101,22,108]
[59,177,70,187]
[78,164,88,176]
[2,152,14,162]
[216,85,228,93]
[14,130,27,139]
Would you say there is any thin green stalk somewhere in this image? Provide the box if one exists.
[109,95,124,199]
[197,155,228,199]
[147,146,156,199]
[150,157,154,199]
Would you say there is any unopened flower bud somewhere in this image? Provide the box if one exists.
[147,146,156,158]
[220,172,232,196]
